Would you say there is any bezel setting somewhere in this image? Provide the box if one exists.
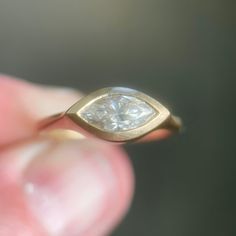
[66,87,170,142]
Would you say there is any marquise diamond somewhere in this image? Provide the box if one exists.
[80,95,157,132]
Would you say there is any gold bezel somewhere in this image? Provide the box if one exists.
[66,87,170,142]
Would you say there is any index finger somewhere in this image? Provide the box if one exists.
[0,75,80,146]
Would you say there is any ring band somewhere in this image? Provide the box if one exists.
[38,87,182,142]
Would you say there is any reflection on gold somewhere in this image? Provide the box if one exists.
[40,129,85,141]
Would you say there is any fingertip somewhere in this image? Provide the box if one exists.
[0,75,81,146]
[0,137,134,236]
[23,140,134,235]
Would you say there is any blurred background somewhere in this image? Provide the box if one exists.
[0,0,235,235]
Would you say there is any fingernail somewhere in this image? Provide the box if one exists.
[22,140,119,235]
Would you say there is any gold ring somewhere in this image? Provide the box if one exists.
[38,87,182,142]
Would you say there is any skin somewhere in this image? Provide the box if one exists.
[0,75,168,236]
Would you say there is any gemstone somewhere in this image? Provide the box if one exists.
[80,95,157,132]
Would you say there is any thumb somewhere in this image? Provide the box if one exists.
[0,137,134,236]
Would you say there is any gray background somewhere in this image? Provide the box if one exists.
[0,1,235,235]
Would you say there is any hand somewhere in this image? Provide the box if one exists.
[0,75,134,236]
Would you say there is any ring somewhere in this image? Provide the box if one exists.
[38,87,182,142]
